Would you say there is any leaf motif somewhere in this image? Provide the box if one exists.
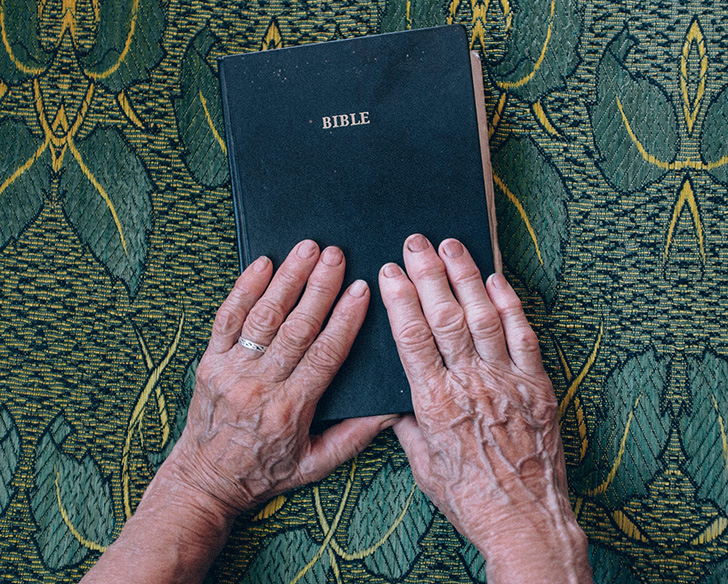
[239,528,330,584]
[29,415,115,570]
[346,460,433,580]
[588,27,679,193]
[0,119,50,251]
[145,357,198,471]
[588,542,640,584]
[60,127,153,296]
[680,18,707,135]
[492,135,568,307]
[700,86,728,185]
[459,539,487,583]
[174,27,229,188]
[122,312,184,519]
[680,350,728,509]
[81,0,164,92]
[253,494,286,522]
[379,0,446,33]
[260,18,283,51]
[579,348,671,508]
[490,0,581,102]
[0,406,20,516]
[0,0,50,84]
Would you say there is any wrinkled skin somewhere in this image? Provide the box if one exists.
[169,240,397,514]
[81,236,590,584]
[380,235,591,584]
[81,241,395,584]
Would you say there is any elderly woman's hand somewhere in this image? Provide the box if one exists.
[379,234,591,584]
[168,239,396,515]
[82,240,396,584]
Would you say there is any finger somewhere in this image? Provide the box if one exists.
[485,273,545,375]
[265,246,346,373]
[379,261,445,386]
[287,279,370,401]
[208,256,272,354]
[438,239,510,364]
[392,415,431,479]
[402,234,476,366]
[239,240,320,352]
[297,415,399,484]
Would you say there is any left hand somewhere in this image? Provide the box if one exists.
[82,241,396,584]
[165,240,397,519]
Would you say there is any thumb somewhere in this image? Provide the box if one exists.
[299,415,399,484]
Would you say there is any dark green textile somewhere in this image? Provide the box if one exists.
[0,0,727,582]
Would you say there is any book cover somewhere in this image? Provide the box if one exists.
[219,24,500,425]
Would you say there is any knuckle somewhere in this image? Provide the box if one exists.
[451,264,482,286]
[246,300,285,336]
[305,277,338,298]
[428,303,466,336]
[536,378,558,406]
[533,392,558,424]
[306,336,347,375]
[212,305,239,336]
[193,355,233,396]
[277,267,305,290]
[397,320,434,353]
[195,358,212,386]
[501,294,525,315]
[470,309,503,340]
[513,325,541,353]
[543,391,558,413]
[277,314,320,352]
[413,260,447,281]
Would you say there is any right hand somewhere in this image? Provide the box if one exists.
[379,234,591,584]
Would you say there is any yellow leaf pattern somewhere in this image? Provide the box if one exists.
[3,2,728,583]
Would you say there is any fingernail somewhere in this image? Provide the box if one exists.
[441,239,464,258]
[297,240,318,258]
[382,263,402,278]
[348,279,368,297]
[253,256,269,272]
[490,273,508,289]
[406,234,429,252]
[322,246,343,266]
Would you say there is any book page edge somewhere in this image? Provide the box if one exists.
[469,50,503,274]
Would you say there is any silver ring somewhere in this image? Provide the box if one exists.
[238,336,268,353]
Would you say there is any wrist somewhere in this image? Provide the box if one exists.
[473,512,591,584]
[81,453,237,584]
[148,445,240,538]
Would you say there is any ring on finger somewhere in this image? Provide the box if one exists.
[238,336,268,353]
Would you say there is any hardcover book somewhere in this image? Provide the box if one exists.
[219,24,501,425]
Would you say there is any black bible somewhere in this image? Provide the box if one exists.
[219,24,500,425]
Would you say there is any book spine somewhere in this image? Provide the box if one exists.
[218,57,252,271]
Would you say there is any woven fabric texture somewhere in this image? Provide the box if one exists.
[1,0,727,582]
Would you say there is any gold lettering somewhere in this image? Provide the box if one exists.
[321,112,371,129]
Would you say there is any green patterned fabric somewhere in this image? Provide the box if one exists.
[1,0,727,582]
